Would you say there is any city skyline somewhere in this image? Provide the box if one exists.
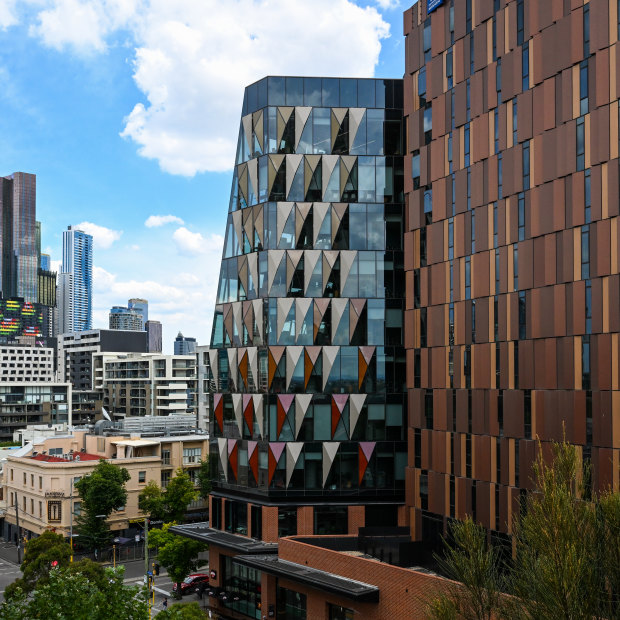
[0,0,406,352]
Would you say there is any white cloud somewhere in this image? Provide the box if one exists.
[145,214,184,228]
[172,227,223,257]
[75,221,122,249]
[17,0,390,176]
[0,0,18,30]
[374,0,400,9]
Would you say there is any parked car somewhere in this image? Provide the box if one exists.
[173,573,209,596]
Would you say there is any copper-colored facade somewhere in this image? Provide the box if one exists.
[404,0,620,540]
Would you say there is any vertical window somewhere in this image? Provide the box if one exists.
[518,192,525,241]
[492,13,498,61]
[424,104,433,144]
[446,49,453,90]
[464,123,471,167]
[582,335,591,390]
[423,19,432,62]
[522,43,529,91]
[493,203,498,248]
[513,100,518,145]
[472,299,477,342]
[465,256,471,299]
[418,66,427,103]
[412,150,420,189]
[494,296,499,341]
[581,225,590,280]
[518,290,526,339]
[448,218,454,260]
[585,280,592,334]
[450,0,455,44]
[494,108,499,153]
[448,134,453,173]
[470,34,475,75]
[466,80,471,122]
[464,345,471,389]
[471,211,476,252]
[514,341,519,389]
[466,0,472,34]
[513,246,519,290]
[449,302,455,344]
[583,4,590,57]
[451,90,456,130]
[495,249,500,294]
[523,140,530,190]
[585,170,591,223]
[580,61,589,115]
[498,153,503,198]
[577,116,585,171]
[496,59,502,105]
[517,0,524,46]
[467,170,471,211]
[451,172,456,216]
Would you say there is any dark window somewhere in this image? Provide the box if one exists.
[466,80,471,122]
[513,246,519,290]
[466,0,472,33]
[585,279,592,334]
[494,109,499,153]
[278,507,297,537]
[472,299,476,342]
[412,150,421,189]
[418,66,427,102]
[423,19,432,62]
[577,116,585,171]
[518,192,525,241]
[496,59,502,105]
[448,218,454,259]
[471,211,476,252]
[425,389,433,429]
[470,33,475,75]
[314,506,347,535]
[513,100,518,144]
[223,556,262,618]
[492,14,497,61]
[415,428,422,468]
[467,170,471,211]
[250,504,262,540]
[518,290,526,339]
[581,225,590,279]
[446,49,453,89]
[517,0,524,45]
[464,345,471,388]
[330,605,355,620]
[424,104,432,144]
[211,497,222,529]
[450,0,455,44]
[225,500,248,535]
[498,153,503,198]
[523,141,530,190]
[138,471,146,483]
[585,170,591,223]
[582,335,591,390]
[277,588,306,620]
[493,203,498,248]
[465,256,471,299]
[464,123,471,167]
[584,4,590,57]
[522,43,529,91]
[580,60,589,115]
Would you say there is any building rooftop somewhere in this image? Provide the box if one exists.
[31,452,101,462]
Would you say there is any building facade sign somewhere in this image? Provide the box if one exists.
[48,501,62,521]
[427,0,444,14]
[45,490,65,498]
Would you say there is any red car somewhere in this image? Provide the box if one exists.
[173,573,209,596]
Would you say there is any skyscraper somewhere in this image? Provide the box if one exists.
[145,320,162,353]
[207,76,405,543]
[128,298,148,329]
[109,305,143,331]
[58,226,92,333]
[0,172,38,303]
[403,0,620,542]
[174,331,196,355]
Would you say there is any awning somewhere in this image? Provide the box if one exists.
[169,524,278,555]
[111,439,159,447]
[234,554,380,602]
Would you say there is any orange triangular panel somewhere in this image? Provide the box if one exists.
[358,349,368,390]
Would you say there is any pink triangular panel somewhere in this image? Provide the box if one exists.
[332,394,349,414]
[270,442,286,463]
[350,299,366,316]
[305,346,322,365]
[213,393,223,409]
[248,441,258,458]
[360,346,375,364]
[243,394,252,410]
[228,439,237,456]
[277,393,295,413]
[314,298,330,315]
[360,442,376,462]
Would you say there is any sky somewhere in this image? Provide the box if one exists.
[0,0,407,353]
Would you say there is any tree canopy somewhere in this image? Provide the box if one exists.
[138,468,197,522]
[75,460,130,550]
[196,460,211,501]
[148,522,207,596]
[0,565,148,620]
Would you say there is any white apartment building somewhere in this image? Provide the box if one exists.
[93,352,197,419]
[196,345,211,431]
[0,346,55,382]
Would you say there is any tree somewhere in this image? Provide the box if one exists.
[426,518,504,620]
[148,523,207,598]
[75,460,130,550]
[4,531,71,600]
[156,602,206,619]
[138,469,197,523]
[0,565,148,619]
[196,460,211,501]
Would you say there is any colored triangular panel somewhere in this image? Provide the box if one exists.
[295,202,313,241]
[254,204,264,246]
[331,108,347,150]
[227,348,237,390]
[232,393,243,435]
[277,107,294,145]
[232,209,243,250]
[312,203,330,245]
[268,442,286,485]
[295,394,313,438]
[253,109,264,149]
[252,394,264,438]
[277,297,295,340]
[286,442,304,487]
[359,445,368,485]
[238,349,249,389]
[333,393,349,414]
[241,114,252,151]
[268,154,285,196]
[249,441,259,483]
[331,398,341,438]
[268,346,285,388]
[349,394,367,436]
[295,107,312,149]
[322,442,340,487]
[218,437,228,482]
[233,301,244,345]
[247,157,258,203]
[358,349,368,390]
[214,393,224,433]
[243,394,254,434]
[360,441,376,462]
[322,346,339,389]
[286,346,303,389]
[229,442,238,481]
[267,249,285,293]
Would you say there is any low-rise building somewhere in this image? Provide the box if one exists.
[93,352,197,419]
[0,345,55,382]
[2,424,209,542]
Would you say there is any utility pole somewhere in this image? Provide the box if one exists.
[69,478,74,563]
[14,496,21,564]
[144,516,149,575]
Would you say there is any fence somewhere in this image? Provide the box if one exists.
[72,543,158,564]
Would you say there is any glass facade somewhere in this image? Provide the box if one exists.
[209,77,406,506]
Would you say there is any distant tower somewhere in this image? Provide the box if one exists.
[109,306,143,331]
[174,332,197,355]
[128,298,148,329]
[59,226,93,332]
[146,320,162,353]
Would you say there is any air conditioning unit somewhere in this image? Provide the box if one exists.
[75,455,80,462]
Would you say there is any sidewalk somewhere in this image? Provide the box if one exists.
[0,543,20,566]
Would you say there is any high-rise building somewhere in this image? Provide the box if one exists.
[403,0,620,542]
[58,226,92,332]
[0,172,38,303]
[145,320,162,353]
[109,305,143,331]
[207,76,405,543]
[174,331,197,355]
[128,298,148,329]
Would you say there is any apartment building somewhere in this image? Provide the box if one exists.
[0,345,54,382]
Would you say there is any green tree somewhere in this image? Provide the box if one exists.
[196,459,211,501]
[75,460,130,550]
[138,469,197,523]
[0,565,148,619]
[4,531,71,599]
[148,523,207,598]
[426,518,504,620]
[156,601,206,619]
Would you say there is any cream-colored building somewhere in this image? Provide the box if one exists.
[2,429,208,542]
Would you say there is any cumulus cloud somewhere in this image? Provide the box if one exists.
[0,1,18,30]
[374,0,400,8]
[145,214,184,227]
[75,221,122,249]
[19,0,390,176]
[172,227,223,256]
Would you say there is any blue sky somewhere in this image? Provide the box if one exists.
[0,0,407,352]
